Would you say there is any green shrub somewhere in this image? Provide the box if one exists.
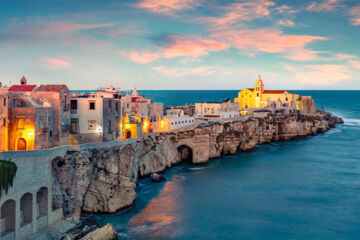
[0,160,17,198]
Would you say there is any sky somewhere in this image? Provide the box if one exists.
[0,0,359,90]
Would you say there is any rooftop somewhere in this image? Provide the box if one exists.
[8,85,37,92]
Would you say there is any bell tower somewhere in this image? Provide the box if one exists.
[254,75,264,108]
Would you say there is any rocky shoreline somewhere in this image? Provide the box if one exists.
[51,110,343,237]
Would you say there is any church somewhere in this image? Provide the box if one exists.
[234,76,299,110]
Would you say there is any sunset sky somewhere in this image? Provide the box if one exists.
[0,0,359,90]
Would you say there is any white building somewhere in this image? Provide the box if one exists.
[154,109,195,132]
[195,99,240,120]
[70,89,121,144]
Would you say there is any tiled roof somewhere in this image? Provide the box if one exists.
[263,90,287,94]
[36,84,68,92]
[246,88,287,94]
[8,85,37,92]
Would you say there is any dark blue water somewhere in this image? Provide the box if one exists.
[96,90,360,240]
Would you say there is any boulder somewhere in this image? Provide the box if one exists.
[79,224,118,240]
[150,173,166,183]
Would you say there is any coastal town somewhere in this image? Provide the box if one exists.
[0,75,316,152]
[0,74,341,240]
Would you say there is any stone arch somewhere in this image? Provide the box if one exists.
[36,187,48,218]
[177,145,193,163]
[1,199,16,235]
[20,193,33,226]
[16,137,27,151]
[125,129,132,139]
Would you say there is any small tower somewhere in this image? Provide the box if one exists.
[20,76,27,85]
[254,75,264,108]
[131,86,139,97]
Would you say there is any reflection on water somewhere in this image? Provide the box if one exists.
[128,175,185,239]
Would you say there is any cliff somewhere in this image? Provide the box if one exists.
[52,111,343,222]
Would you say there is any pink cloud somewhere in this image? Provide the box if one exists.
[134,0,197,14]
[198,0,275,29]
[162,35,229,58]
[285,63,352,85]
[121,35,228,63]
[45,58,71,68]
[306,0,343,12]
[39,23,113,33]
[349,6,360,26]
[211,29,325,57]
[125,50,161,64]
[276,5,297,14]
[152,66,217,77]
[277,20,295,27]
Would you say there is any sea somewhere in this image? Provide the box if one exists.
[96,90,360,240]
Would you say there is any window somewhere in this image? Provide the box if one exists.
[108,120,112,132]
[3,97,6,106]
[127,103,129,108]
[17,118,24,129]
[49,131,52,137]
[71,100,78,110]
[257,93,259,97]
[3,119,5,127]
[115,102,119,113]
[89,101,96,110]
[108,100,112,113]
[88,120,96,130]
[286,97,288,101]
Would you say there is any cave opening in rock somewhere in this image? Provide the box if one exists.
[177,145,193,164]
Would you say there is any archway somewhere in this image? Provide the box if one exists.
[36,187,48,218]
[177,145,193,164]
[125,130,132,139]
[16,138,27,151]
[20,193,33,226]
[1,199,15,235]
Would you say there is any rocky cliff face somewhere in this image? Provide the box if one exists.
[52,111,343,222]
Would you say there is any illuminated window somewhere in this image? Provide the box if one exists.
[17,118,24,129]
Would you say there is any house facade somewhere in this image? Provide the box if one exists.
[0,88,8,151]
[195,99,240,120]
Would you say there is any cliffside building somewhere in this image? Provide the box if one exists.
[154,109,195,132]
[70,89,121,144]
[234,76,298,110]
[195,99,240,120]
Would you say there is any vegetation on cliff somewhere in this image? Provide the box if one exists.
[0,160,17,198]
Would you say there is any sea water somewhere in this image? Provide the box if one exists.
[96,90,360,239]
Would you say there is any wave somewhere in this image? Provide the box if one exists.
[343,118,360,126]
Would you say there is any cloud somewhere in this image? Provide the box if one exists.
[284,63,352,85]
[211,29,325,59]
[134,0,197,14]
[45,58,71,68]
[152,66,217,77]
[275,5,297,14]
[277,19,295,27]
[197,0,275,29]
[121,35,229,63]
[349,6,360,26]
[120,50,161,64]
[162,35,229,58]
[306,0,343,12]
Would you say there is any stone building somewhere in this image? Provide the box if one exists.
[7,95,55,151]
[33,85,70,146]
[234,76,299,110]
[70,90,121,144]
[0,88,9,151]
[195,99,240,120]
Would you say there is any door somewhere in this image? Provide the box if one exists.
[16,138,27,150]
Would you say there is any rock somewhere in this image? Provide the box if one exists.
[150,173,166,182]
[79,224,118,240]
[52,111,343,220]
